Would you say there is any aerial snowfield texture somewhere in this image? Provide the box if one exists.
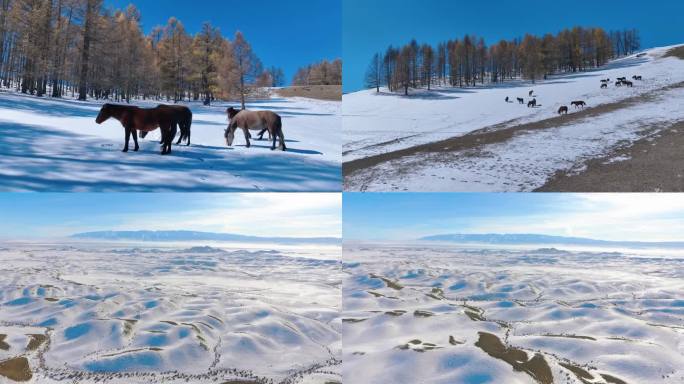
[0,243,341,383]
[343,244,684,384]
[0,93,340,192]
[344,45,684,191]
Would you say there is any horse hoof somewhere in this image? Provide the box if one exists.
[122,149,128,153]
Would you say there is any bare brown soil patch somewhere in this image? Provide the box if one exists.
[0,356,32,381]
[475,332,553,384]
[0,335,8,351]
[538,121,684,191]
[25,334,47,351]
[665,46,684,60]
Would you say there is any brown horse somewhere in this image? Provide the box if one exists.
[225,107,286,151]
[95,104,177,155]
[226,107,271,141]
[558,106,568,115]
[140,105,193,146]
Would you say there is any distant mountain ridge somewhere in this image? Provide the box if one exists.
[419,233,684,248]
[71,230,340,245]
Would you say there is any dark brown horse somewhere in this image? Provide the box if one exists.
[140,105,193,146]
[95,104,177,155]
[558,106,568,115]
[225,107,286,151]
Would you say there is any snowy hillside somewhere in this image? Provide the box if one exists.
[343,244,684,384]
[420,233,684,248]
[0,243,341,383]
[0,93,341,192]
[344,45,684,191]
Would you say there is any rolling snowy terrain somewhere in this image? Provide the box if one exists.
[0,93,340,192]
[344,45,684,191]
[0,242,341,383]
[343,243,684,384]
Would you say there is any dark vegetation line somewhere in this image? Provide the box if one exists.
[365,27,641,95]
[0,0,340,106]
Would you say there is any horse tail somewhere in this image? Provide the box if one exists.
[276,114,286,150]
[185,109,193,144]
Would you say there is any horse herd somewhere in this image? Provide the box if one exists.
[95,103,287,155]
[503,74,644,117]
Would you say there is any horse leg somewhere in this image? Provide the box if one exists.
[123,127,131,152]
[132,128,139,152]
[257,128,267,140]
[271,129,277,151]
[175,123,182,145]
[280,129,286,151]
[159,125,168,155]
[243,128,251,148]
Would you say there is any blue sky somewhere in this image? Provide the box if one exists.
[344,193,684,242]
[0,194,341,239]
[105,0,341,84]
[343,0,684,92]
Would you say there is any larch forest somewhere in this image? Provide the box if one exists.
[365,27,641,95]
[0,0,341,107]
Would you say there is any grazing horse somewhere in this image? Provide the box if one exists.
[529,90,534,97]
[623,80,633,87]
[226,107,271,141]
[558,106,568,115]
[95,104,177,155]
[601,83,608,89]
[224,107,286,151]
[617,77,627,82]
[527,98,537,108]
[601,79,610,83]
[517,97,524,104]
[505,96,509,103]
[632,75,642,80]
[615,81,622,87]
[571,101,586,109]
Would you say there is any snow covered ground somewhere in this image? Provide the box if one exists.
[344,45,684,191]
[0,93,341,192]
[0,242,341,383]
[343,243,684,384]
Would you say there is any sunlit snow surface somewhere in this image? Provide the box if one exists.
[0,94,340,192]
[0,243,341,383]
[343,243,684,384]
[344,45,684,191]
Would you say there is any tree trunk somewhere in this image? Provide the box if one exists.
[78,0,95,101]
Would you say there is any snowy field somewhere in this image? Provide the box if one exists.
[343,243,684,384]
[0,93,340,192]
[0,242,342,383]
[344,45,684,191]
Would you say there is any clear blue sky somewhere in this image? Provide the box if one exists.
[343,193,684,242]
[105,0,341,84]
[343,0,684,93]
[0,193,341,239]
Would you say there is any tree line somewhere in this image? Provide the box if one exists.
[365,27,641,95]
[292,58,342,86]
[0,0,295,107]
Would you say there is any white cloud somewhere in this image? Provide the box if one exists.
[57,193,341,238]
[461,194,684,242]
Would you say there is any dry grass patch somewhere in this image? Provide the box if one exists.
[665,46,684,59]
[275,85,341,101]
